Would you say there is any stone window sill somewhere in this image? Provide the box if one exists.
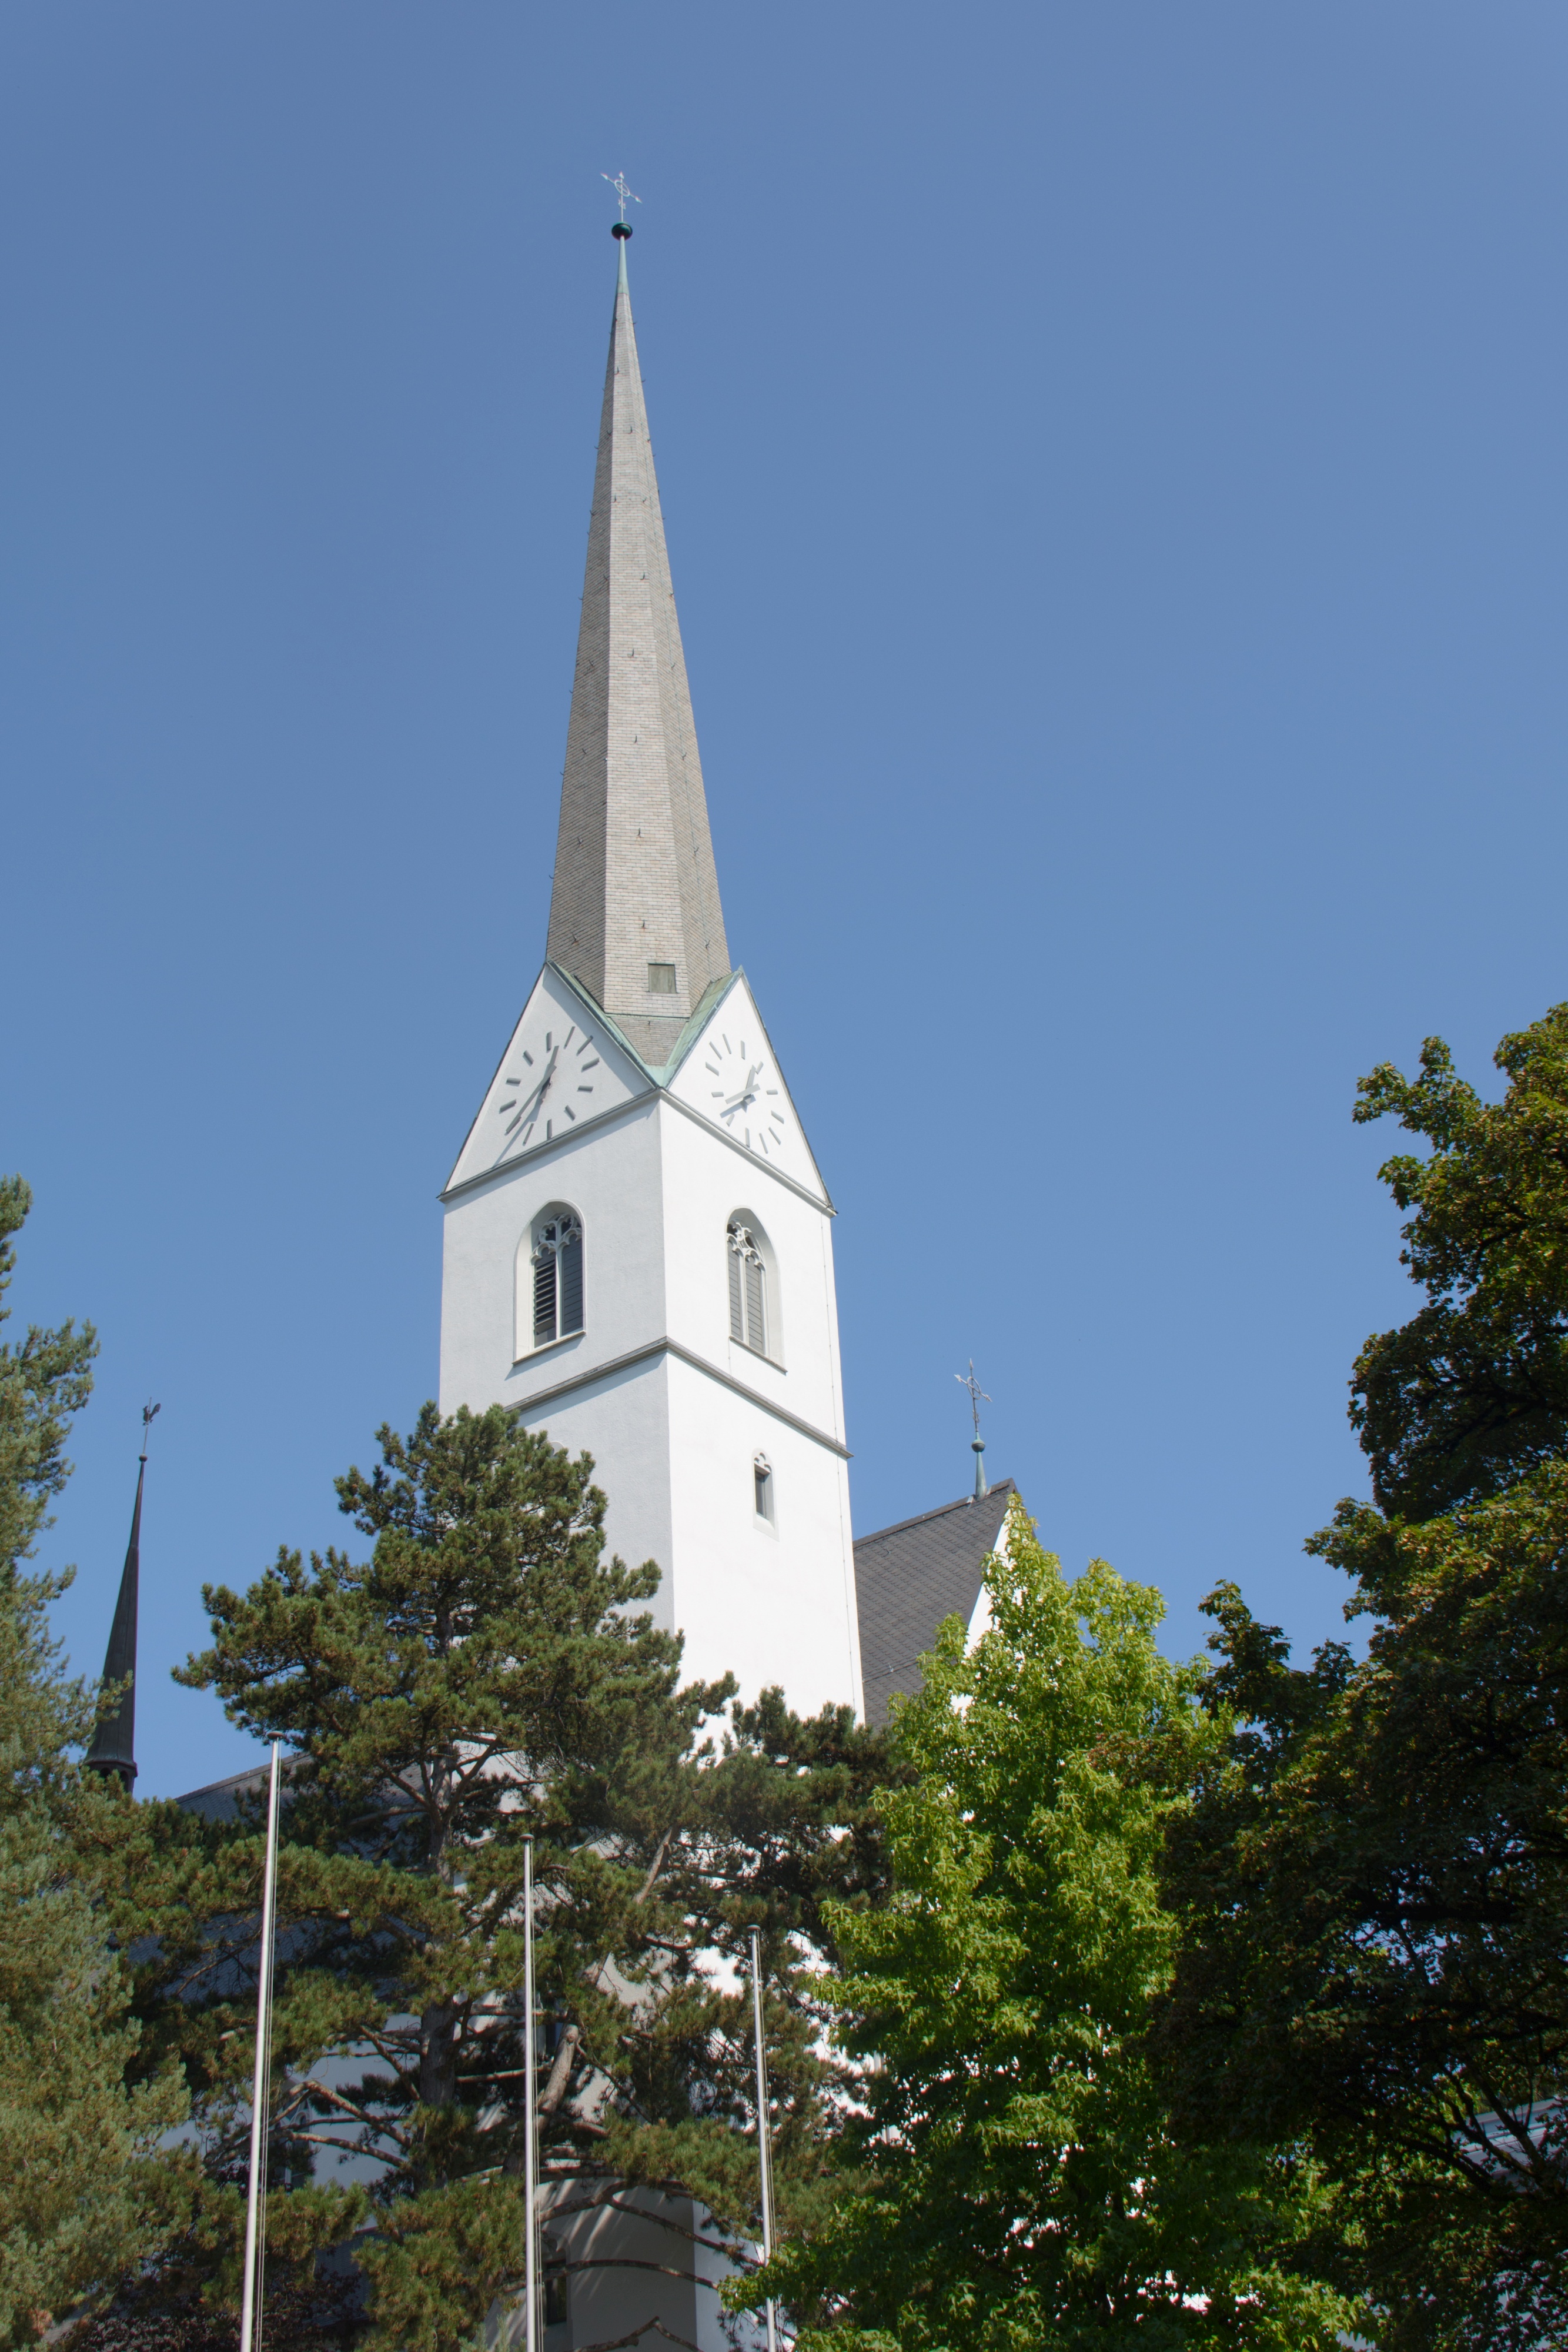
[513,1329,584,1370]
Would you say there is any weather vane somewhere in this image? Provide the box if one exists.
[955,1362,991,1501]
[141,1399,161,1460]
[602,171,641,224]
[955,1361,989,1438]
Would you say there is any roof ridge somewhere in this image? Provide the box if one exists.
[854,1478,1014,1552]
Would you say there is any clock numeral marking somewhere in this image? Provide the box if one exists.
[522,1050,534,1066]
[563,1105,576,1122]
[577,1037,595,1057]
[723,1035,732,1053]
[765,1087,778,1096]
[563,1026,576,1049]
[577,1084,594,1095]
[580,1057,600,1071]
[546,1119,553,1141]
[545,1032,553,1050]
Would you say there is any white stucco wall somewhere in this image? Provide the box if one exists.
[439,978,861,1718]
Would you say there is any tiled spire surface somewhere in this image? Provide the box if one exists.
[85,1453,143,1790]
[546,236,730,1067]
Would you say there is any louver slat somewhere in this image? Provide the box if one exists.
[533,1252,558,1348]
[559,1231,584,1336]
[728,1249,744,1342]
[745,1255,766,1355]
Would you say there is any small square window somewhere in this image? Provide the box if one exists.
[754,1457,774,1524]
[647,963,677,994]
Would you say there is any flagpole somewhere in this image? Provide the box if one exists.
[748,1927,778,2352]
[240,1741,282,2352]
[524,1835,539,2352]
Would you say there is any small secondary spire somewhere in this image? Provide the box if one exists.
[86,1402,159,1791]
[955,1362,991,1501]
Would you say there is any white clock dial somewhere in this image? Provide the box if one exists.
[702,1031,787,1159]
[493,1023,601,1160]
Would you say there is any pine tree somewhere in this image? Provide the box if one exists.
[0,1174,95,1579]
[123,1402,899,2352]
[0,1178,188,2347]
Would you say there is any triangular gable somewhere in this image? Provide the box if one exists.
[664,971,830,1204]
[443,963,652,1195]
[854,1482,1017,1728]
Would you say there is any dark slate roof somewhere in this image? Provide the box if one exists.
[855,1479,1014,1728]
[177,1766,269,1821]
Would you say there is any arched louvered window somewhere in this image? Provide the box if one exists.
[727,1218,767,1356]
[531,1208,584,1348]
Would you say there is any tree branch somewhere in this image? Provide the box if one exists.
[569,2323,706,2352]
[539,2024,582,2116]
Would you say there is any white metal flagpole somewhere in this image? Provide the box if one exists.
[524,1835,539,2352]
[748,1927,778,2352]
[240,1740,282,2352]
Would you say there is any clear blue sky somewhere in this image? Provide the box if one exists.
[5,4,1565,1799]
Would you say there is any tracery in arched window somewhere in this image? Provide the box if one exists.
[727,1219,767,1355]
[533,1209,584,1347]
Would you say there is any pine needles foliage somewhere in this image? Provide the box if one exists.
[0,1178,189,2347]
[116,1401,901,2352]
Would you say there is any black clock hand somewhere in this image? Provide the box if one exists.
[504,1050,560,1135]
[523,1051,561,1119]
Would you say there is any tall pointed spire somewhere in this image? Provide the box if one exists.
[86,1407,156,1792]
[547,225,730,1067]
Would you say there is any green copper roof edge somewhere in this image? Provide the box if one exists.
[542,960,661,1083]
[647,970,742,1084]
[544,961,741,1090]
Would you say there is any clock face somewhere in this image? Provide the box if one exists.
[702,1031,787,1159]
[494,1021,601,1158]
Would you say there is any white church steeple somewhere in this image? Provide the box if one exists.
[548,233,730,1068]
[439,228,861,1721]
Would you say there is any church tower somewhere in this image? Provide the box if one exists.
[439,229,862,1719]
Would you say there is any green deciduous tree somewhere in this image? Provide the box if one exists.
[0,1178,188,2346]
[1159,1007,1568,2348]
[1350,1003,1568,1519]
[757,1501,1359,2351]
[1162,1484,1568,2350]
[124,1402,899,2352]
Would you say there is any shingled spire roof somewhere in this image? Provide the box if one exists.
[85,1449,145,1791]
[546,231,730,1067]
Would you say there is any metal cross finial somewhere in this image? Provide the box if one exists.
[955,1361,990,1441]
[956,1362,991,1499]
[602,171,641,223]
